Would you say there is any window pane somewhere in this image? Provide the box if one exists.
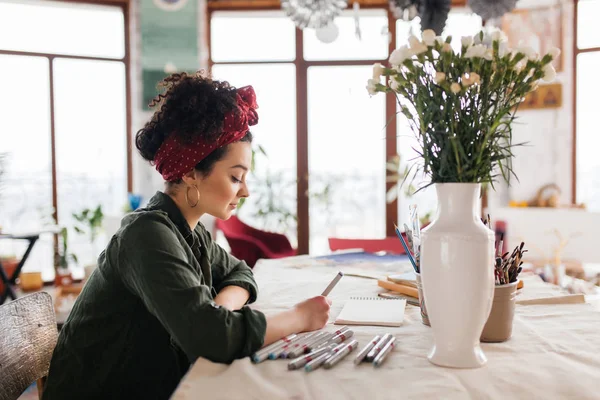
[0,0,125,58]
[304,10,388,61]
[211,64,297,242]
[0,54,54,278]
[308,66,386,254]
[54,58,127,265]
[576,51,600,211]
[211,11,296,62]
[578,0,600,49]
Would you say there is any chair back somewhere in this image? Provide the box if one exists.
[0,292,58,400]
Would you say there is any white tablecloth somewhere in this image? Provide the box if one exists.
[171,256,600,400]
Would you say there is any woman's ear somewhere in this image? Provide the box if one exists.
[181,169,200,186]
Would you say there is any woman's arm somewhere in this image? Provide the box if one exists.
[213,285,250,311]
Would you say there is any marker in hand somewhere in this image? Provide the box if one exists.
[321,271,344,296]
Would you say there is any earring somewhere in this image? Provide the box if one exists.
[185,184,200,208]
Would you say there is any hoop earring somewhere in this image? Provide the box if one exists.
[185,185,200,208]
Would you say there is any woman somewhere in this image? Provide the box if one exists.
[43,72,331,400]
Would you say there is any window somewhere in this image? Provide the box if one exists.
[576,0,600,211]
[209,5,481,254]
[0,0,130,280]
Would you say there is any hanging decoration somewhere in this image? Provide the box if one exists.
[281,0,348,29]
[389,0,420,21]
[353,1,362,40]
[468,0,517,21]
[315,22,340,43]
[419,0,451,35]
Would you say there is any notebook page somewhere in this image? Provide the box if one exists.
[334,298,406,327]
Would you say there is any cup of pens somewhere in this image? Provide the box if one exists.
[481,240,526,343]
[415,273,430,327]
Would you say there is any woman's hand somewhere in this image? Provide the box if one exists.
[294,296,332,332]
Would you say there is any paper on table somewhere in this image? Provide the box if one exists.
[516,294,585,305]
[334,298,406,327]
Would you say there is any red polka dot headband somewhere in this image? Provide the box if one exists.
[153,85,258,182]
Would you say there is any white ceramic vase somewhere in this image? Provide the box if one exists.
[420,183,495,368]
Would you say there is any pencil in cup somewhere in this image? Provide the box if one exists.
[354,335,381,365]
[308,328,353,353]
[365,333,393,362]
[251,333,299,363]
[324,339,359,369]
[287,345,335,370]
[269,332,314,359]
[393,226,419,273]
[304,340,349,372]
[373,336,396,367]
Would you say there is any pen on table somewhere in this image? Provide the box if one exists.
[269,333,310,359]
[321,271,344,296]
[365,333,393,362]
[310,328,353,352]
[287,331,328,358]
[373,336,396,368]
[252,333,299,363]
[288,345,335,370]
[324,339,359,369]
[393,226,419,273]
[304,341,347,372]
[354,335,381,365]
[278,331,318,358]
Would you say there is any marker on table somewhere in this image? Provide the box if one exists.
[324,339,359,369]
[287,331,329,358]
[268,333,310,359]
[373,336,396,367]
[354,335,381,365]
[304,341,348,372]
[288,345,334,370]
[310,328,353,352]
[252,333,299,363]
[321,271,344,296]
[365,333,392,362]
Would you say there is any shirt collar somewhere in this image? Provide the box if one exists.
[146,191,199,248]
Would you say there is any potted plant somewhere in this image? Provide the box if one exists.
[72,205,104,280]
[54,227,77,287]
[368,28,559,368]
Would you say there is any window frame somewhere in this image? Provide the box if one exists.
[573,0,600,205]
[0,0,133,227]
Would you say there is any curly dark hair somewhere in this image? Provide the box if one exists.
[135,71,252,180]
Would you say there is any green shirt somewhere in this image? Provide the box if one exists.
[43,192,267,400]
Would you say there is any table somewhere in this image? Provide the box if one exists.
[172,255,600,400]
[0,227,61,304]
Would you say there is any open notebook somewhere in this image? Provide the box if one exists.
[334,297,406,327]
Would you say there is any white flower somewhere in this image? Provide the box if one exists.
[450,82,461,94]
[366,79,378,95]
[484,49,494,61]
[498,42,508,58]
[461,36,473,48]
[464,44,487,58]
[422,29,436,46]
[435,72,446,84]
[473,32,483,45]
[412,42,429,55]
[490,29,507,43]
[471,72,481,85]
[408,35,421,49]
[542,64,557,82]
[442,43,453,53]
[435,36,445,46]
[372,63,384,80]
[389,45,412,66]
[389,77,400,91]
[548,47,561,60]
[517,46,537,60]
[462,73,473,87]
[515,60,526,73]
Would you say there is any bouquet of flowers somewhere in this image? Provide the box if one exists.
[367,29,560,189]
